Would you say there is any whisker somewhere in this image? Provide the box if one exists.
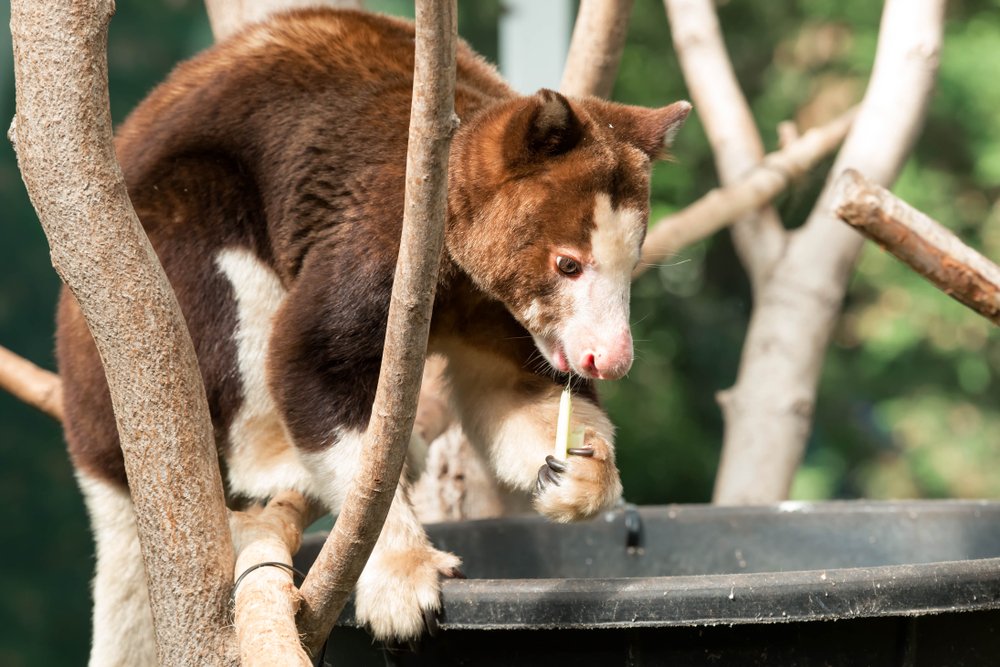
[638,258,693,269]
[630,312,652,327]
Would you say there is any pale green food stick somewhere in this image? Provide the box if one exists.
[554,383,573,460]
[554,383,585,460]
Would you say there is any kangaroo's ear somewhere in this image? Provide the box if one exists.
[503,89,584,167]
[587,99,692,160]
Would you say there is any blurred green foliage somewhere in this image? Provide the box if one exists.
[0,0,997,664]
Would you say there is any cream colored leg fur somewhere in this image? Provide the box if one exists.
[78,472,158,667]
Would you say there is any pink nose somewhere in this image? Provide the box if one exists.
[579,331,633,379]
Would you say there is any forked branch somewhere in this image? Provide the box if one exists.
[637,107,856,277]
[712,0,945,504]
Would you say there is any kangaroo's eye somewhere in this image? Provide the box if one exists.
[556,255,582,277]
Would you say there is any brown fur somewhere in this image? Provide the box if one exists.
[58,8,693,652]
[59,8,686,483]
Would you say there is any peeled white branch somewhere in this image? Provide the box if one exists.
[561,0,634,99]
[10,0,236,663]
[296,0,457,653]
[205,0,363,41]
[663,0,786,283]
[638,107,855,276]
[835,169,1000,327]
[713,0,945,504]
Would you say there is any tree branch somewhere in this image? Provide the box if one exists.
[231,492,322,667]
[663,0,786,284]
[295,0,457,653]
[834,169,1000,326]
[637,107,856,277]
[560,0,634,99]
[0,344,62,420]
[205,0,363,41]
[9,0,236,663]
[713,0,945,504]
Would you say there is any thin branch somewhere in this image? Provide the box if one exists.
[296,0,457,653]
[0,344,63,420]
[560,0,634,99]
[663,0,786,283]
[9,0,236,663]
[637,107,855,277]
[778,120,800,150]
[835,169,1000,326]
[713,0,946,504]
[231,492,322,667]
[205,0,363,41]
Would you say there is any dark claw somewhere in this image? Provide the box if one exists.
[422,606,440,639]
[444,567,467,580]
[568,447,595,457]
[536,462,562,493]
[545,455,567,473]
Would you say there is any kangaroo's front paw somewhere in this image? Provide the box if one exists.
[533,427,623,522]
[354,543,462,642]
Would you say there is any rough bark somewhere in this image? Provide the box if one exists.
[664,0,786,285]
[231,492,321,667]
[835,169,1000,327]
[0,344,62,420]
[637,107,856,277]
[9,0,236,664]
[205,0,362,41]
[712,0,945,504]
[295,0,458,653]
[560,0,634,99]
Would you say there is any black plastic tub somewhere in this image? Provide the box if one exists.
[295,501,1000,666]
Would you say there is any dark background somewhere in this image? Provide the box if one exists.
[1,0,998,663]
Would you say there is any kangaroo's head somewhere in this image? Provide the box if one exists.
[448,89,690,380]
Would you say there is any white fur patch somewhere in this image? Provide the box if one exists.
[78,473,157,667]
[590,193,644,280]
[297,428,367,512]
[216,247,318,499]
[546,193,642,377]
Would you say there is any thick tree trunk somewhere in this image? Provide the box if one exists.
[9,0,236,664]
[295,0,458,653]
